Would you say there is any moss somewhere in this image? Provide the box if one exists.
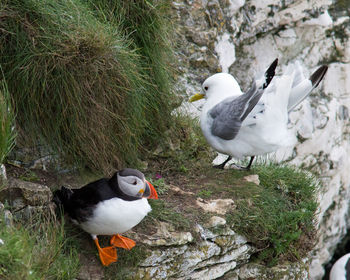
[326,22,350,44]
[146,113,214,173]
[329,0,350,17]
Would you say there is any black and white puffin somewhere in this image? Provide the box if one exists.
[53,168,158,266]
[330,253,350,280]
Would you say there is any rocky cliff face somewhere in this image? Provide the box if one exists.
[124,218,309,280]
[174,0,350,279]
[2,1,349,279]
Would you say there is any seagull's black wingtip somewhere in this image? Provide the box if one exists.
[310,65,328,88]
[270,58,279,69]
[263,58,278,89]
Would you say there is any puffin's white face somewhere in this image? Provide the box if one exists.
[189,73,241,103]
[117,174,144,197]
[117,169,158,199]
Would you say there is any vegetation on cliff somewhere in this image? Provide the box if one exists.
[0,76,15,164]
[0,119,319,278]
[0,213,80,279]
[0,0,175,173]
[0,0,320,278]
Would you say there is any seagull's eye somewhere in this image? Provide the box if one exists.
[204,86,208,91]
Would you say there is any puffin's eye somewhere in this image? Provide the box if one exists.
[132,180,137,185]
[204,86,208,91]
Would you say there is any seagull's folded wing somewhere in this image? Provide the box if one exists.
[209,82,264,140]
[208,58,278,141]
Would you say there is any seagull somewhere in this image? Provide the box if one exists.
[330,253,350,280]
[53,168,158,266]
[189,59,328,170]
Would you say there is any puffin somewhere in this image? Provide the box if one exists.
[53,168,158,266]
[189,59,328,170]
[330,253,350,280]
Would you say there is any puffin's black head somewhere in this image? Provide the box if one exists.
[112,168,158,200]
[118,168,144,180]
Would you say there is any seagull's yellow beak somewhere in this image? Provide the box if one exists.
[189,93,205,102]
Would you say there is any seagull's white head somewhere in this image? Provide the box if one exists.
[189,73,241,103]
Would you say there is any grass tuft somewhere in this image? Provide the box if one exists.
[0,0,176,173]
[148,177,170,195]
[0,212,80,280]
[147,113,214,173]
[147,199,191,231]
[0,73,16,165]
[226,163,319,265]
[197,189,213,198]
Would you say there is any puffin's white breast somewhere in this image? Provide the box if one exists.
[80,197,151,236]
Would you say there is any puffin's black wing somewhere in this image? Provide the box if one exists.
[54,178,116,223]
[70,179,116,207]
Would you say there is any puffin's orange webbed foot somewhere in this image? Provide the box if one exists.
[94,238,117,266]
[110,234,136,250]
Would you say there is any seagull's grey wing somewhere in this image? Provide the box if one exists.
[209,97,242,140]
[209,58,278,140]
[210,83,262,140]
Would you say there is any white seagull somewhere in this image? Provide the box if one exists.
[330,253,350,280]
[189,59,328,170]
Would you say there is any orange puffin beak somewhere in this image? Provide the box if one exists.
[145,180,158,199]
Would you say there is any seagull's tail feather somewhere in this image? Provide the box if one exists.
[263,58,278,89]
[310,65,328,88]
[53,186,73,213]
[287,65,328,112]
[240,59,278,121]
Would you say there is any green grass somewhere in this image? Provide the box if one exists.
[87,0,177,142]
[148,177,170,195]
[0,213,80,280]
[147,113,214,173]
[197,189,213,198]
[18,169,40,182]
[147,199,191,231]
[226,163,319,266]
[0,74,16,165]
[0,0,176,173]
